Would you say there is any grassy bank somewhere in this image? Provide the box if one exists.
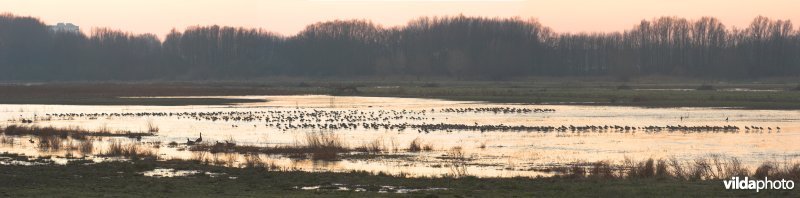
[1,80,800,108]
[0,157,795,197]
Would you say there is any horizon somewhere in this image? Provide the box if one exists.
[2,0,799,38]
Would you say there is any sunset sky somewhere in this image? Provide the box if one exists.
[1,0,798,38]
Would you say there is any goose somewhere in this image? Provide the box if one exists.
[195,133,203,143]
[186,138,195,145]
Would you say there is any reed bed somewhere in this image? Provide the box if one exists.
[191,151,208,163]
[146,120,159,133]
[408,137,433,152]
[445,146,469,178]
[191,134,440,161]
[243,153,264,168]
[1,125,154,139]
[563,157,800,181]
[37,135,63,151]
[190,132,349,160]
[78,140,94,154]
[0,135,14,146]
[103,141,156,159]
[354,138,383,153]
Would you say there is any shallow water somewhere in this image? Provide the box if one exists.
[1,95,799,178]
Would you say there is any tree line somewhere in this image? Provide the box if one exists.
[1,13,799,81]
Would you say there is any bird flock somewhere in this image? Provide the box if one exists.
[30,107,782,134]
[439,107,555,114]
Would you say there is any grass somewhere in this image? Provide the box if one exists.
[0,83,274,106]
[360,85,800,109]
[562,157,800,182]
[354,138,383,153]
[78,140,93,154]
[0,135,13,145]
[241,154,281,170]
[191,132,349,160]
[408,137,433,152]
[696,84,716,91]
[0,156,797,197]
[2,81,800,108]
[191,151,208,163]
[1,125,154,139]
[146,120,159,133]
[445,146,469,178]
[298,132,346,160]
[103,141,157,160]
[190,134,445,161]
[36,135,63,151]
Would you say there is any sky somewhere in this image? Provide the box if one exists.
[1,0,798,38]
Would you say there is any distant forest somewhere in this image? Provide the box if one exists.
[1,13,799,81]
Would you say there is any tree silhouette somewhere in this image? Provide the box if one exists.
[0,14,799,81]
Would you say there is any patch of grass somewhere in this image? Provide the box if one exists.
[696,84,716,91]
[302,132,346,160]
[616,84,633,90]
[3,81,800,109]
[1,125,154,139]
[354,138,383,153]
[0,135,13,146]
[191,151,208,164]
[0,157,796,197]
[563,157,798,182]
[408,137,422,152]
[103,141,156,160]
[78,140,94,155]
[146,120,159,133]
[408,137,433,152]
[242,153,274,169]
[190,132,349,160]
[37,135,63,151]
[445,146,469,178]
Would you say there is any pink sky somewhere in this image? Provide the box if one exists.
[1,0,798,38]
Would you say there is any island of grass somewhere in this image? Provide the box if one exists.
[2,80,800,109]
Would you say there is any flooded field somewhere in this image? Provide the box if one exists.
[1,95,799,178]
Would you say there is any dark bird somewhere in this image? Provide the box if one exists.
[195,133,203,143]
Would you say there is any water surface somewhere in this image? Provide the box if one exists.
[1,95,798,177]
